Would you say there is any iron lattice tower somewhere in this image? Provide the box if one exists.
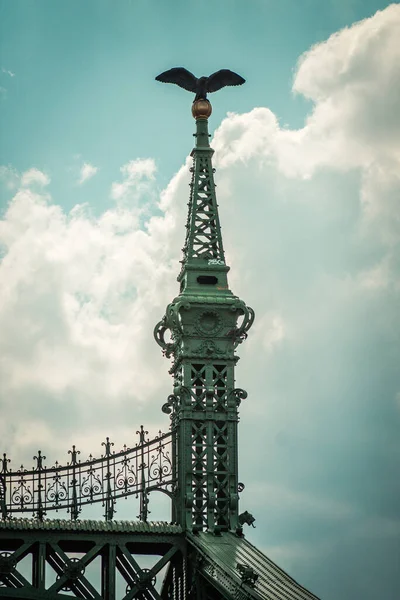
[155,100,254,534]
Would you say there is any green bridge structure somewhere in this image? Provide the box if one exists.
[0,97,321,600]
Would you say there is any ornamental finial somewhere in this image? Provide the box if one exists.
[192,99,212,120]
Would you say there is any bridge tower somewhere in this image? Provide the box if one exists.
[154,98,254,535]
[0,96,321,600]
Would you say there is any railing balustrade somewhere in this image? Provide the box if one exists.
[0,427,173,521]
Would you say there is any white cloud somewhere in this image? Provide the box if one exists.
[20,168,50,188]
[214,4,400,197]
[110,158,157,202]
[0,160,187,462]
[0,165,19,190]
[0,11,399,579]
[78,162,98,185]
[251,312,286,352]
[1,67,15,77]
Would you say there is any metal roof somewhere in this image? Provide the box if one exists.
[188,532,321,600]
[0,519,182,534]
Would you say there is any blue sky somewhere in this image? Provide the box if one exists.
[1,2,400,599]
[0,0,392,205]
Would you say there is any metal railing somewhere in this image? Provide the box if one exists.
[0,426,173,522]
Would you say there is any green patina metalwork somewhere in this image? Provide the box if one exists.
[181,116,225,266]
[0,519,185,599]
[0,91,322,599]
[0,431,173,522]
[155,105,254,534]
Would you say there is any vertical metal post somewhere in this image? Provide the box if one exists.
[0,453,9,519]
[34,450,46,521]
[102,543,116,600]
[102,437,115,521]
[32,541,46,589]
[68,445,80,520]
[137,426,149,522]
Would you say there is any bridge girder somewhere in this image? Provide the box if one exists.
[0,525,187,600]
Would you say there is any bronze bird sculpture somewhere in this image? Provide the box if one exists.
[155,67,245,101]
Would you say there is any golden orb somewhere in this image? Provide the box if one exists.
[192,99,212,119]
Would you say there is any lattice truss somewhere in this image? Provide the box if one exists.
[0,532,186,599]
[184,155,225,262]
[190,364,228,411]
[189,363,232,529]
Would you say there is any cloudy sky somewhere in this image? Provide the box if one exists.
[1,1,400,598]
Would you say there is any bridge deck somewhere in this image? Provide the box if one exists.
[188,531,321,600]
[0,521,321,599]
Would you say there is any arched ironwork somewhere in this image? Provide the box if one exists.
[0,428,173,522]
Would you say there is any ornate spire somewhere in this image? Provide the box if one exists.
[179,99,230,296]
[182,101,224,261]
[155,99,254,534]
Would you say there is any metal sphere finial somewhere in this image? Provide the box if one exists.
[192,99,212,120]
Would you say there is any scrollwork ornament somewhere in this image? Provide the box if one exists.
[2,430,174,518]
[115,455,137,494]
[11,467,33,509]
[227,304,255,348]
[81,465,102,501]
[166,300,191,333]
[229,388,248,407]
[46,470,68,507]
[148,442,172,483]
[162,394,179,415]
[154,316,174,357]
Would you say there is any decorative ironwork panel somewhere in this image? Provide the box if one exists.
[0,429,173,521]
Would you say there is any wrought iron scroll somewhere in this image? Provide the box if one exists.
[0,430,173,521]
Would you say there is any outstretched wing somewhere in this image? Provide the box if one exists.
[207,69,245,93]
[155,67,197,92]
